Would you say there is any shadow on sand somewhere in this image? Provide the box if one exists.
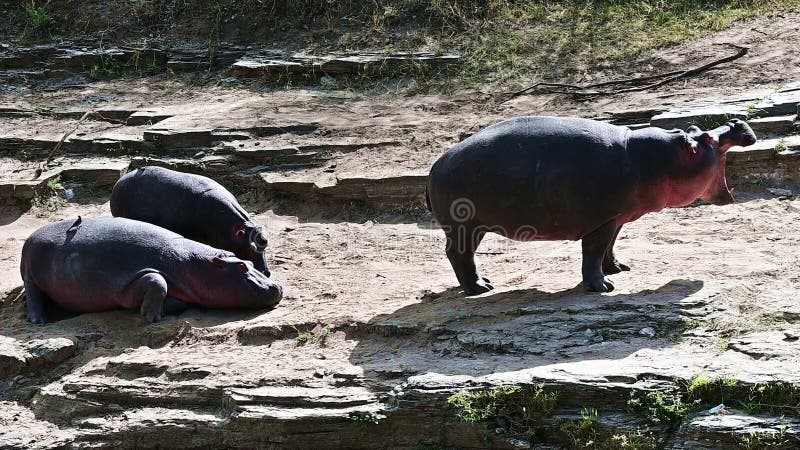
[348,279,704,380]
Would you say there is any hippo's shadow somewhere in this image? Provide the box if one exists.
[348,279,704,380]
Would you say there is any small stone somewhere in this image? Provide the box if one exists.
[584,328,595,338]
[313,368,325,378]
[640,327,656,338]
[767,188,793,197]
[316,353,326,360]
[783,331,799,342]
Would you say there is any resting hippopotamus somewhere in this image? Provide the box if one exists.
[21,217,283,324]
[427,116,757,295]
[110,166,271,275]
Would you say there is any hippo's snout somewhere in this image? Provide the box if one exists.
[261,281,283,309]
[725,119,758,147]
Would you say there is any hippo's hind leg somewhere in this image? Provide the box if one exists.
[24,280,50,325]
[128,273,168,323]
[445,225,493,296]
[582,221,618,292]
[602,225,631,275]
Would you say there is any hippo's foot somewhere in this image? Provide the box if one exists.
[602,259,631,274]
[141,302,163,323]
[24,282,48,325]
[27,312,46,325]
[584,275,615,293]
[463,278,494,296]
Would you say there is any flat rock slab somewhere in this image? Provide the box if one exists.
[260,171,427,203]
[0,337,76,379]
[231,52,460,77]
[747,114,798,135]
[125,111,173,126]
[753,90,800,116]
[727,135,800,164]
[678,412,800,447]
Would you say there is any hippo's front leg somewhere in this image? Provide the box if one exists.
[602,225,631,274]
[582,221,617,292]
[129,273,168,323]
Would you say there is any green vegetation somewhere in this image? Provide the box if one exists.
[681,375,800,417]
[90,54,125,79]
[690,114,741,131]
[31,176,66,218]
[46,175,63,192]
[627,390,689,428]
[295,331,313,344]
[628,376,800,431]
[24,1,53,30]
[447,385,558,427]
[449,377,800,447]
[557,408,657,450]
[775,139,789,152]
[447,384,559,443]
[739,428,790,449]
[10,1,800,90]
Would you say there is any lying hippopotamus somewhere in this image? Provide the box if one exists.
[110,166,271,275]
[427,116,757,295]
[21,217,283,324]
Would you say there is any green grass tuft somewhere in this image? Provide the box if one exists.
[447,384,558,426]
[296,331,313,344]
[25,2,53,29]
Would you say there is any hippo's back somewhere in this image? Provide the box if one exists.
[110,166,234,234]
[428,116,635,239]
[21,217,201,312]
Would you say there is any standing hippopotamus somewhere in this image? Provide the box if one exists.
[110,166,271,275]
[21,217,283,324]
[427,116,757,295]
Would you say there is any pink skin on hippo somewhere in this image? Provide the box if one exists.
[427,116,757,295]
[21,217,283,324]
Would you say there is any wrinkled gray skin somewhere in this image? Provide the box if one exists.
[428,116,757,295]
[110,166,271,275]
[21,217,283,324]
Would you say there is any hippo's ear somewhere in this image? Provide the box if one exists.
[699,132,721,151]
[211,256,226,268]
[686,125,702,138]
